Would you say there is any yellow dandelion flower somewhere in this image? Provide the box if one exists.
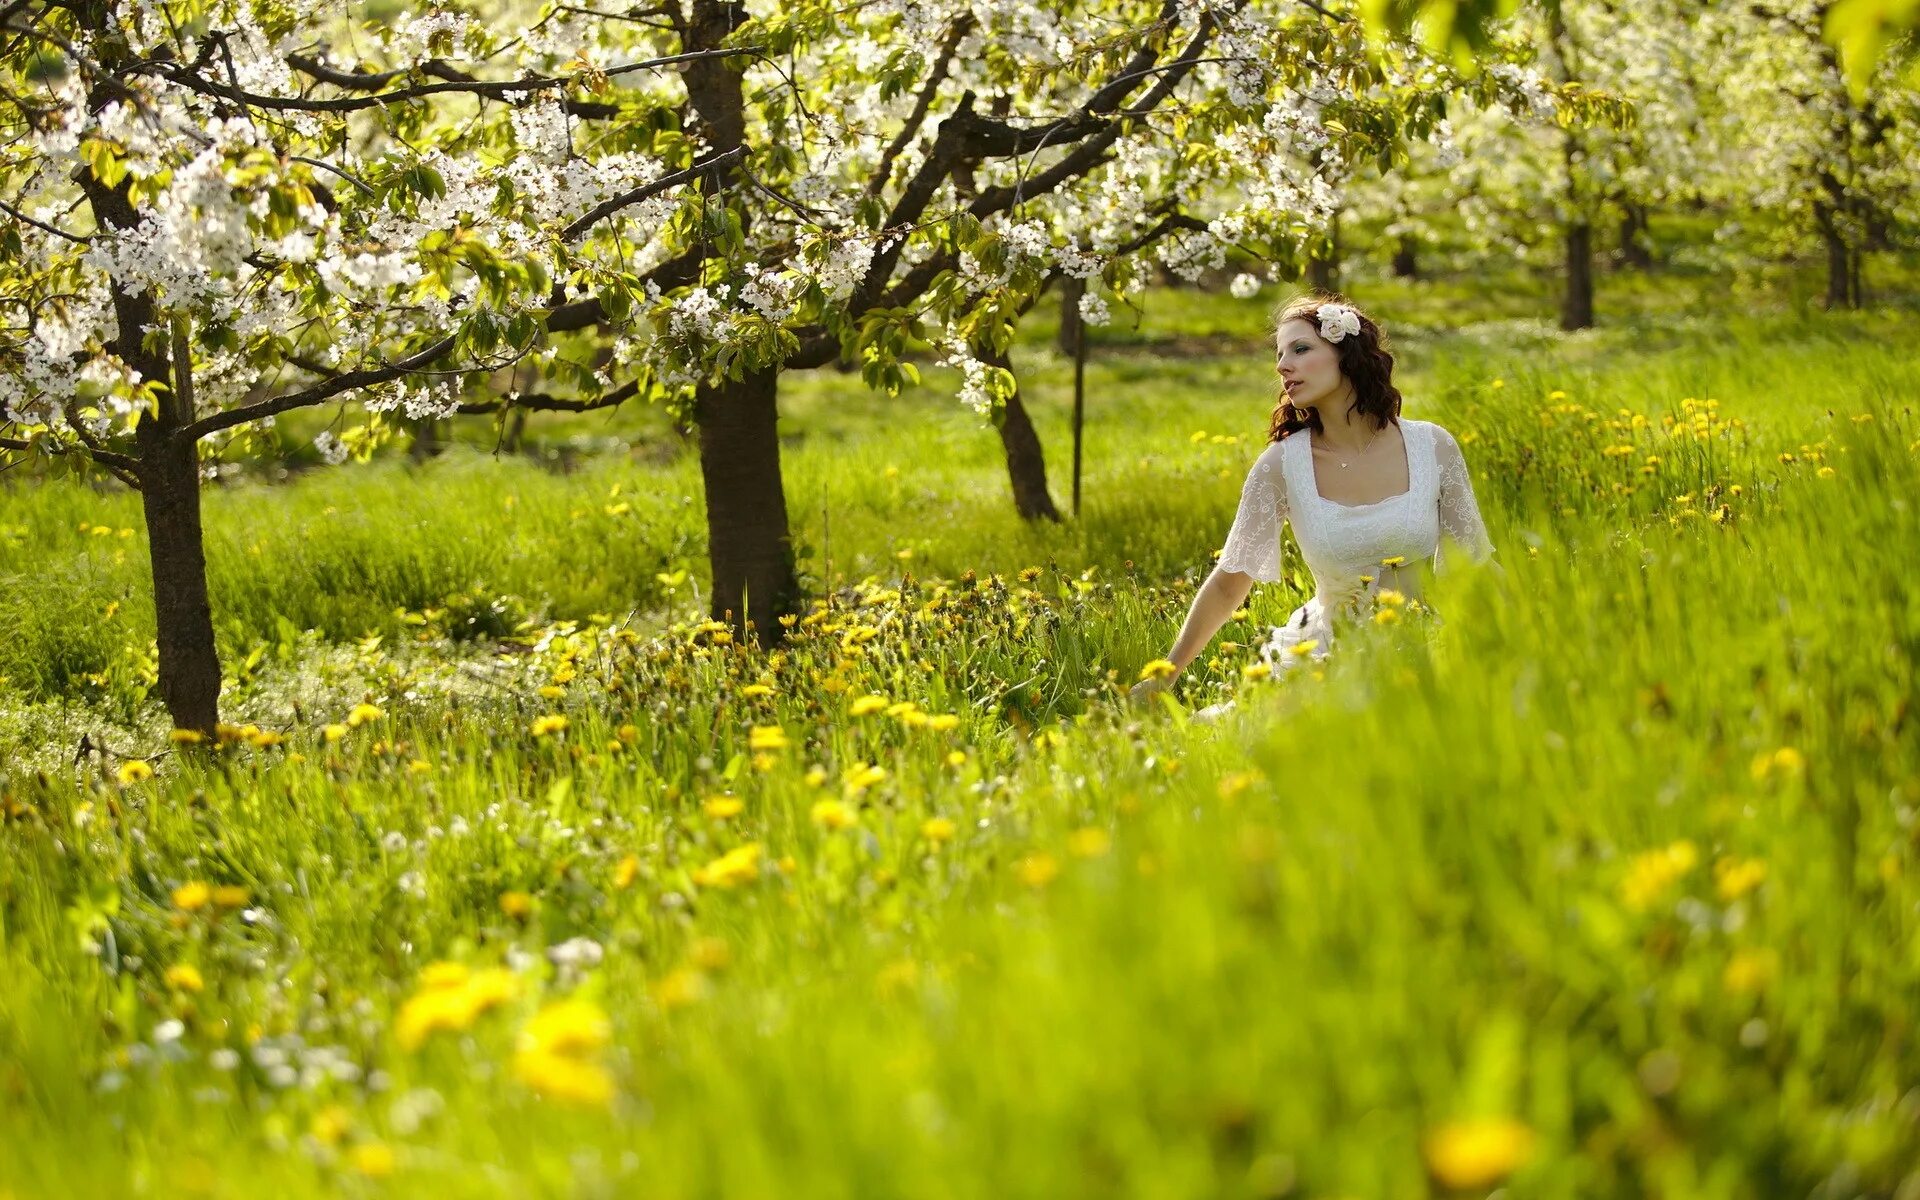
[418,961,471,990]
[1422,1117,1536,1190]
[1242,662,1272,681]
[747,725,788,751]
[322,724,349,743]
[616,724,640,745]
[310,1105,353,1146]
[804,765,829,787]
[1379,556,1406,568]
[1288,639,1320,659]
[613,854,641,890]
[1713,856,1768,901]
[1723,947,1778,994]
[171,881,211,911]
[703,795,745,819]
[164,963,204,992]
[519,999,611,1058]
[928,713,961,732]
[691,843,763,889]
[347,1141,396,1178]
[740,684,774,698]
[116,760,154,785]
[1372,607,1399,626]
[1816,466,1836,479]
[498,891,534,919]
[1620,840,1698,911]
[1016,853,1060,889]
[530,714,569,737]
[513,1049,614,1107]
[841,763,887,794]
[651,964,710,1011]
[168,728,205,745]
[921,816,958,844]
[346,703,384,728]
[1137,659,1178,682]
[812,798,858,830]
[537,685,566,700]
[1066,828,1112,859]
[848,695,889,717]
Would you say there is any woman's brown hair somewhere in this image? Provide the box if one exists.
[1266,291,1403,444]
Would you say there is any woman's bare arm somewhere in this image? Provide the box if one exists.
[1131,567,1256,701]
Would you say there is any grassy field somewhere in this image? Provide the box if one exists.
[3,252,1920,1197]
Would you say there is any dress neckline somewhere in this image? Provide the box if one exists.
[1301,420,1419,510]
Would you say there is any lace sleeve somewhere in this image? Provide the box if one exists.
[1433,425,1495,568]
[1215,442,1289,582]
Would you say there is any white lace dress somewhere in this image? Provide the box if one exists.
[1215,418,1496,672]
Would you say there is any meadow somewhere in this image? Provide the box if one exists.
[3,249,1920,1197]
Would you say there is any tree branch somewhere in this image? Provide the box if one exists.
[183,334,458,440]
[559,145,745,242]
[863,17,972,200]
[456,379,640,415]
[152,46,757,114]
[0,194,89,243]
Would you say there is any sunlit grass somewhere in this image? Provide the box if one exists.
[3,258,1919,1196]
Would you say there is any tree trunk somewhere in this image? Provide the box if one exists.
[409,417,446,462]
[695,367,799,640]
[1561,220,1594,331]
[1617,203,1653,269]
[1056,276,1085,358]
[1820,210,1857,309]
[1307,211,1340,292]
[984,348,1061,522]
[1390,235,1419,279]
[137,426,221,735]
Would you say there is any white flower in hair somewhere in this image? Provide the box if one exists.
[1317,303,1363,343]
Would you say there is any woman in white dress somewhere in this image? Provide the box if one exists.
[1131,293,1498,706]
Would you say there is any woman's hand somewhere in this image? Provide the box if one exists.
[1128,671,1178,705]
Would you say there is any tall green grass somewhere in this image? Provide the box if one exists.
[2,260,1918,1197]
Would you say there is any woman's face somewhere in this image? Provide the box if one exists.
[1275,318,1347,412]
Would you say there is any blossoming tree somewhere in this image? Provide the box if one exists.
[0,0,742,732]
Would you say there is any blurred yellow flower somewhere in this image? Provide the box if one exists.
[1016,853,1060,889]
[849,694,889,716]
[212,885,249,909]
[1066,828,1112,859]
[530,714,569,737]
[841,763,886,794]
[171,881,211,911]
[1620,840,1698,911]
[1723,947,1779,994]
[164,963,204,993]
[322,724,348,743]
[395,967,519,1050]
[741,683,774,698]
[613,854,641,890]
[116,760,154,785]
[498,891,534,918]
[1422,1117,1536,1189]
[928,713,961,732]
[346,703,384,728]
[812,798,858,830]
[168,728,205,745]
[1137,659,1178,681]
[691,843,763,889]
[921,816,957,844]
[512,1048,614,1108]
[1714,856,1768,901]
[1242,662,1271,681]
[519,999,610,1058]
[747,725,788,751]
[346,1141,396,1178]
[945,750,968,767]
[703,795,745,819]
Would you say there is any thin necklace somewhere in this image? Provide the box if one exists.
[1325,426,1382,468]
